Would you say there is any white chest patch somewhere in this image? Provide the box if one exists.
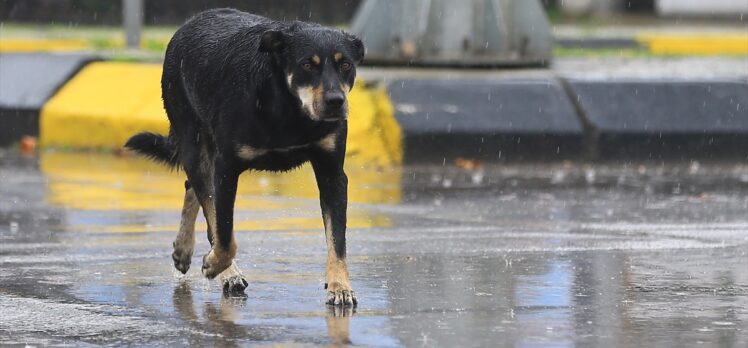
[317,133,337,152]
[236,146,269,161]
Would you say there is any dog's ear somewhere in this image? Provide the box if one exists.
[259,30,285,53]
[347,34,365,64]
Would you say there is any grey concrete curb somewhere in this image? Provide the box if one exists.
[387,78,584,162]
[565,79,748,159]
[0,53,97,146]
[386,76,748,162]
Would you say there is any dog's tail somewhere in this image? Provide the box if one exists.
[124,132,179,168]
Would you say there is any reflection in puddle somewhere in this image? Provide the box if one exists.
[39,152,402,232]
[171,281,271,346]
[514,259,573,347]
[326,306,354,347]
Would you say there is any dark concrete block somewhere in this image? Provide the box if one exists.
[0,53,96,145]
[388,78,584,162]
[556,38,641,50]
[567,79,748,158]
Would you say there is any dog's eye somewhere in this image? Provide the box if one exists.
[302,63,313,71]
[340,62,352,71]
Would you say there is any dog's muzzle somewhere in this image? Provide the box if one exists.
[321,92,347,121]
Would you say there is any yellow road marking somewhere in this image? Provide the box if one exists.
[0,38,88,52]
[637,34,748,55]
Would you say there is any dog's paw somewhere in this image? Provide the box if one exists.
[172,242,192,274]
[201,249,232,279]
[222,275,249,294]
[219,261,248,294]
[325,282,357,307]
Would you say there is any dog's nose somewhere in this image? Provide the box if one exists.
[324,92,345,107]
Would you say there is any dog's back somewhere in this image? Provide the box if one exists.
[164,9,272,120]
[129,9,278,166]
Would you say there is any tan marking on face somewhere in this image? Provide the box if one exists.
[286,73,293,87]
[236,145,268,161]
[312,55,321,65]
[340,83,351,94]
[323,210,352,291]
[317,132,337,152]
[296,84,325,120]
[313,84,325,105]
[334,52,343,62]
[297,86,317,119]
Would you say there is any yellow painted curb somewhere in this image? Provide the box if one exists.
[637,34,748,55]
[40,61,402,166]
[347,80,403,166]
[40,62,168,149]
[0,38,89,52]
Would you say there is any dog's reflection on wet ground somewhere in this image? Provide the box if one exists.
[172,281,258,347]
[326,305,355,347]
[172,281,354,346]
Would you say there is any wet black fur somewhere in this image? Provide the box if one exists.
[125,8,363,278]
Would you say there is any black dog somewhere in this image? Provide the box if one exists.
[125,8,363,306]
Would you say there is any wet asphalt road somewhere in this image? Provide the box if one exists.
[1,152,747,347]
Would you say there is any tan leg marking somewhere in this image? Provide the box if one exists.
[201,197,236,279]
[324,211,356,305]
[172,187,200,274]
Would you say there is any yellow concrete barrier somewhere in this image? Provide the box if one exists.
[637,34,748,56]
[0,38,89,52]
[40,61,402,166]
[40,62,168,149]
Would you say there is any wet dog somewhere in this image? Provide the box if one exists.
[125,8,363,306]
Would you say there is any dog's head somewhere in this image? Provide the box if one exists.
[260,24,364,122]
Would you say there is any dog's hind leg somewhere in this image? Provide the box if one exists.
[201,159,240,280]
[172,180,200,274]
[180,140,247,293]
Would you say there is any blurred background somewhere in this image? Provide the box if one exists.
[1,1,748,346]
[2,0,745,25]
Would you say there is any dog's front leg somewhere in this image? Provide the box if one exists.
[312,151,356,306]
[201,158,240,282]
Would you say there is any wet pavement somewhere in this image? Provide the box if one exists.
[1,151,747,347]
